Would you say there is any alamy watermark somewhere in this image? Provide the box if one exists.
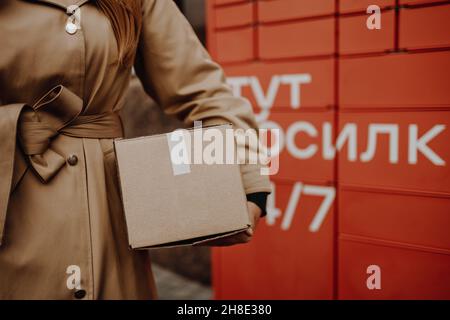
[167,121,280,176]
[367,5,382,30]
[66,265,82,291]
[366,265,382,290]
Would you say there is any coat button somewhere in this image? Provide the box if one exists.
[74,289,86,299]
[66,22,78,35]
[67,154,78,166]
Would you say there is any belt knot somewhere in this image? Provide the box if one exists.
[17,85,122,182]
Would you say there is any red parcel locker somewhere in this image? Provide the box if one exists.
[339,51,450,108]
[339,9,395,55]
[223,59,335,111]
[339,238,450,299]
[258,17,335,60]
[207,0,450,300]
[399,4,450,50]
[214,27,255,63]
[258,0,335,22]
[206,0,217,57]
[339,188,450,250]
[214,1,254,29]
[213,180,335,299]
[338,111,450,194]
[265,111,335,183]
[221,59,335,182]
[214,0,244,5]
[399,0,448,5]
[339,0,395,13]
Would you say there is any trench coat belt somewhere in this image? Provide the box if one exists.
[0,85,123,245]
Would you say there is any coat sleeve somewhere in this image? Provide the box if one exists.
[134,0,272,195]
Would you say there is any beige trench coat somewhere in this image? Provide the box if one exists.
[0,0,271,299]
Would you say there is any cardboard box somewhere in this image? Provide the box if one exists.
[114,124,251,249]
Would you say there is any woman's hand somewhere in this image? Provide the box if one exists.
[198,202,262,247]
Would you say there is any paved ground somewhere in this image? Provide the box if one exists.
[152,264,212,300]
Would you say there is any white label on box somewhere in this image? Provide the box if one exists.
[166,130,191,176]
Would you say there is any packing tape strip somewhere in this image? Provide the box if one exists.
[166,130,191,176]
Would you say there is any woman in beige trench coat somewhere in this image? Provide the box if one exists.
[0,0,271,299]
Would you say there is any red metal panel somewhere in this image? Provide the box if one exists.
[339,51,450,108]
[213,180,335,299]
[214,0,245,5]
[215,2,254,29]
[258,18,335,59]
[258,0,335,22]
[339,189,450,249]
[339,238,450,299]
[338,111,450,193]
[399,4,450,50]
[339,10,395,54]
[339,0,395,13]
[399,0,447,5]
[206,0,218,59]
[208,0,450,301]
[223,59,335,110]
[267,112,335,183]
[214,27,255,63]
